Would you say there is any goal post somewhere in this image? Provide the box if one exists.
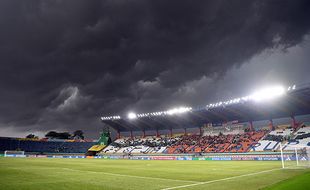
[4,150,25,157]
[280,144,310,169]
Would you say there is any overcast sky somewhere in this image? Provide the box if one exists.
[0,0,310,138]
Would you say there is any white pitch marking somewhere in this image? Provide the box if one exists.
[62,168,197,183]
[161,168,282,190]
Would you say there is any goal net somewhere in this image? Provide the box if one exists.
[4,150,25,157]
[280,144,310,169]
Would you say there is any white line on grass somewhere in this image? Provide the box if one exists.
[161,168,282,190]
[62,168,197,183]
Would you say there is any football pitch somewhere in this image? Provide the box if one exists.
[0,158,309,190]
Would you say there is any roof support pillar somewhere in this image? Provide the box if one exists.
[249,121,254,131]
[130,130,133,139]
[169,128,173,137]
[291,115,297,129]
[269,119,274,131]
[142,130,146,138]
[184,128,187,136]
[199,127,203,136]
[117,131,121,139]
[156,129,160,137]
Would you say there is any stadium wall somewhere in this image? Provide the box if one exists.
[3,152,303,161]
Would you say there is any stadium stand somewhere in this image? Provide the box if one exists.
[250,123,310,151]
[0,137,96,154]
[283,124,310,150]
[250,126,292,152]
[100,122,310,155]
[165,130,266,154]
[100,136,177,154]
[99,129,268,154]
[2,124,310,155]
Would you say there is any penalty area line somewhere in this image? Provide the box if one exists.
[161,168,282,190]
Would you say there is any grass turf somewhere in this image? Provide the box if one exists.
[262,171,310,190]
[0,158,309,190]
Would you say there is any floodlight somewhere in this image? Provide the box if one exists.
[167,107,191,115]
[250,86,285,102]
[128,112,137,119]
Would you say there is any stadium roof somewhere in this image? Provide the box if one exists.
[101,83,310,132]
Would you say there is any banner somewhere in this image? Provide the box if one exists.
[152,156,176,160]
[211,157,232,161]
[1,153,290,161]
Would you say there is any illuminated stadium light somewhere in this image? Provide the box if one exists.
[101,84,296,120]
[128,112,137,119]
[249,86,285,102]
[205,85,290,110]
[167,107,192,115]
[100,115,121,120]
[133,107,192,118]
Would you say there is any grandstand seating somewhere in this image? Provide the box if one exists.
[165,131,266,154]
[4,123,308,155]
[101,123,310,154]
[250,126,293,152]
[0,137,96,153]
[100,136,180,155]
[284,126,310,150]
[250,124,310,151]
[100,130,267,154]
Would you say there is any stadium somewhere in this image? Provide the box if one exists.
[1,1,310,190]
[1,84,310,190]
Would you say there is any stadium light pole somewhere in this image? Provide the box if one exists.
[117,130,121,139]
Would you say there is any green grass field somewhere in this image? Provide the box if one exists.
[0,158,309,190]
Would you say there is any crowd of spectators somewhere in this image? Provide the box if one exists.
[110,136,178,148]
[263,134,284,142]
[166,130,266,153]
[104,130,267,154]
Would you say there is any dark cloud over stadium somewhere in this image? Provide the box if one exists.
[0,0,310,138]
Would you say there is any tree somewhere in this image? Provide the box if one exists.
[57,132,71,139]
[26,134,38,139]
[45,131,71,139]
[45,131,58,138]
[73,130,84,140]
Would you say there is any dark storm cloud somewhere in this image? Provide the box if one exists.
[0,0,310,138]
